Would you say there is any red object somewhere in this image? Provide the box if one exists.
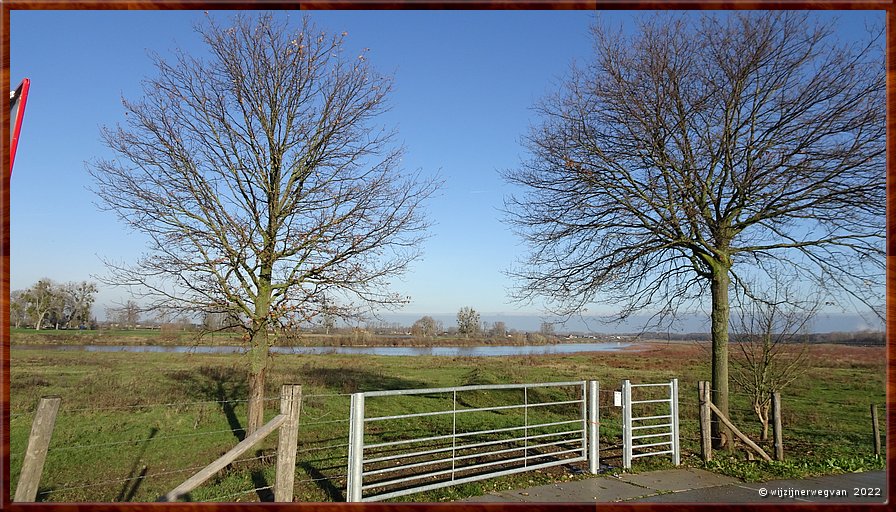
[9,78,31,176]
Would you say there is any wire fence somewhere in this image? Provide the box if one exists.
[10,382,884,503]
[10,392,355,502]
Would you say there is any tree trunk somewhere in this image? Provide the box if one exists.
[246,279,273,436]
[246,344,267,435]
[710,265,732,449]
[754,402,770,441]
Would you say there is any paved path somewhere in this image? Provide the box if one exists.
[464,468,887,504]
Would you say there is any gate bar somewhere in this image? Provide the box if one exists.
[632,440,673,450]
[622,380,632,469]
[631,398,673,405]
[671,378,680,465]
[632,414,672,421]
[347,393,365,502]
[632,450,674,459]
[631,423,673,431]
[631,432,673,441]
[365,429,583,465]
[588,380,599,474]
[362,448,585,491]
[364,419,581,450]
[363,381,585,397]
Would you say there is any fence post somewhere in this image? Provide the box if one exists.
[771,391,783,461]
[671,379,680,466]
[274,385,302,502]
[588,380,599,474]
[871,404,881,457]
[622,380,632,470]
[698,381,712,462]
[14,396,61,502]
[346,393,365,502]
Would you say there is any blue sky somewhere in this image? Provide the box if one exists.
[8,9,885,332]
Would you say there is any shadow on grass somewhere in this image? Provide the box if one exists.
[298,367,430,394]
[116,427,158,501]
[298,461,345,502]
[160,364,431,502]
[35,485,57,503]
[166,365,247,441]
[251,454,275,502]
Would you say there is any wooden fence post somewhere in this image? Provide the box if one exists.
[14,396,61,502]
[274,385,303,502]
[771,392,783,461]
[698,381,712,462]
[871,404,881,457]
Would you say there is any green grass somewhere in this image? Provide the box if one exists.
[9,342,885,502]
[10,328,243,346]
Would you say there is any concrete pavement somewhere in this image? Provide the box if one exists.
[463,468,887,504]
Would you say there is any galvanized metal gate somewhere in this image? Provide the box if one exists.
[621,379,680,469]
[346,381,599,502]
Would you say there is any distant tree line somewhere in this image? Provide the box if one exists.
[642,330,884,346]
[11,279,98,330]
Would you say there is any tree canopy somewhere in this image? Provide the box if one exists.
[504,11,884,447]
[90,13,438,432]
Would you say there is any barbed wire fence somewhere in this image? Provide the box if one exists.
[10,392,356,503]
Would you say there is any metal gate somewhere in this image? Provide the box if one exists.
[346,381,599,502]
[621,379,680,469]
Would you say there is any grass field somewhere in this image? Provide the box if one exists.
[9,341,886,502]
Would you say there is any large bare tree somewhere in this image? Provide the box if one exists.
[503,12,884,448]
[90,13,437,433]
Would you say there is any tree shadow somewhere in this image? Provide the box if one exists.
[116,427,157,502]
[298,461,344,502]
[33,485,57,503]
[119,466,149,502]
[160,363,431,502]
[251,451,275,502]
[166,365,247,441]
[299,367,429,394]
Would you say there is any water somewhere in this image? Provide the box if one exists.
[13,342,638,357]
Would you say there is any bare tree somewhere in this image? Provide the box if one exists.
[456,307,481,338]
[539,321,555,339]
[10,290,29,329]
[107,300,141,330]
[202,311,228,331]
[504,12,884,448]
[23,279,56,330]
[89,13,437,434]
[411,315,441,339]
[56,281,98,329]
[489,320,507,338]
[730,282,816,441]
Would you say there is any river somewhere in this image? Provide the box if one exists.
[13,341,639,357]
